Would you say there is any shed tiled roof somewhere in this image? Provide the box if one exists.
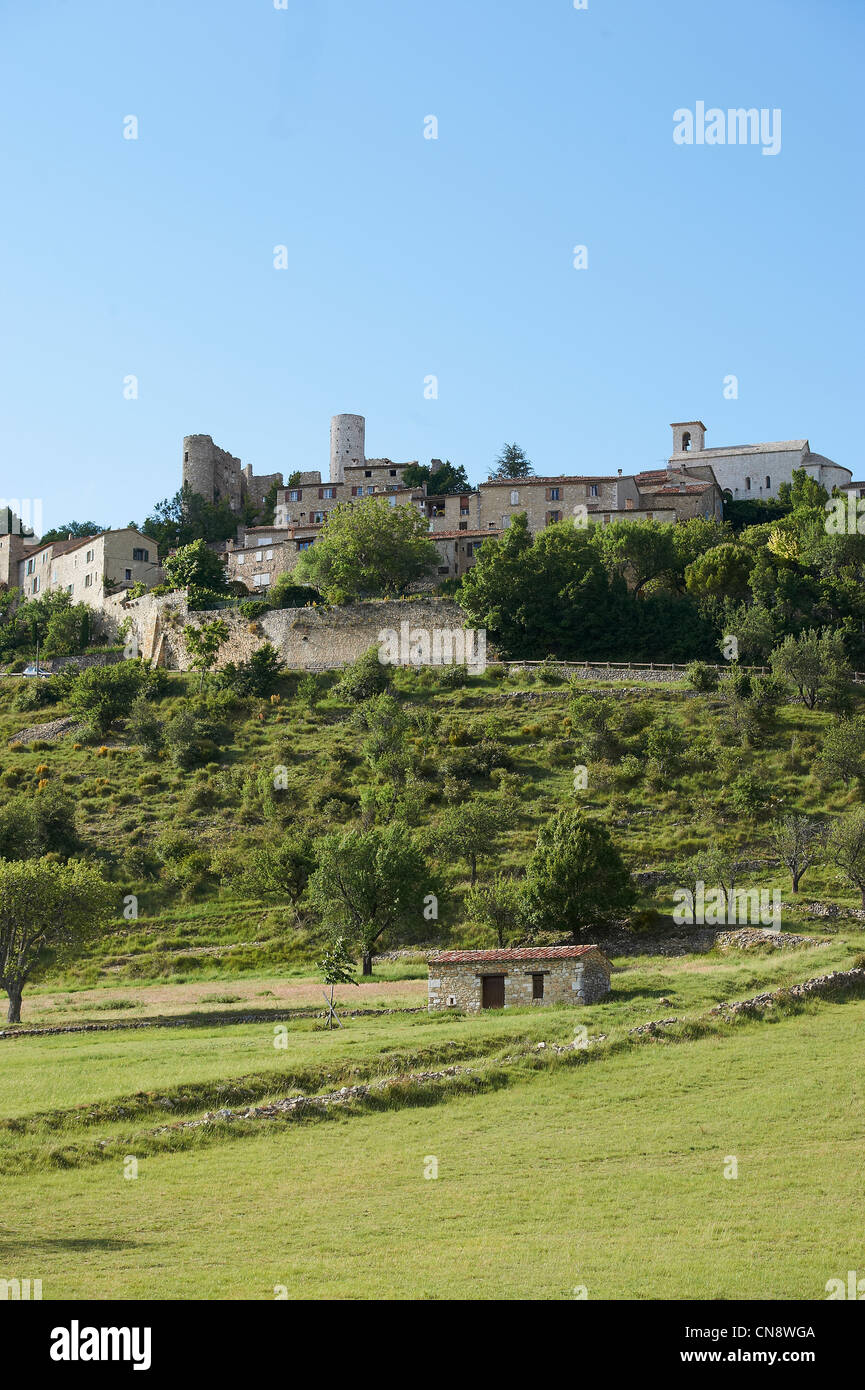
[428,946,606,964]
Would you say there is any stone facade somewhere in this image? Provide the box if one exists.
[427,946,612,1012]
[668,421,851,501]
[182,434,282,515]
[15,529,162,608]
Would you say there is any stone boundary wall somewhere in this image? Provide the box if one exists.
[96,593,472,673]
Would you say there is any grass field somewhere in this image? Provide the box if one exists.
[2,988,862,1299]
[2,937,864,1299]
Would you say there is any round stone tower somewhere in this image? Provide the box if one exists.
[183,435,217,503]
[330,414,365,484]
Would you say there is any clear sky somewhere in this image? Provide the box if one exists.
[1,0,862,533]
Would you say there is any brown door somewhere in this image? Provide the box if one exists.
[481,975,505,1009]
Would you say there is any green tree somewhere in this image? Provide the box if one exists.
[70,660,155,737]
[770,629,851,709]
[43,599,90,656]
[769,814,828,894]
[817,717,865,791]
[38,521,106,544]
[318,936,359,1028]
[163,538,230,594]
[138,484,237,551]
[0,790,79,862]
[220,833,316,906]
[465,873,527,947]
[830,808,865,908]
[0,858,115,1022]
[591,520,676,595]
[684,543,753,603]
[432,795,515,885]
[295,497,438,602]
[523,808,634,938]
[489,443,534,480]
[183,618,230,691]
[307,824,433,974]
[777,467,829,512]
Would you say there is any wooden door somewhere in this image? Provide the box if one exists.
[481,975,505,1009]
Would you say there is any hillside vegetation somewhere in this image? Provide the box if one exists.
[1,645,865,1005]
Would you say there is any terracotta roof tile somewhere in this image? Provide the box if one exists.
[428,946,607,964]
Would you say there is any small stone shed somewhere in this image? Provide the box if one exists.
[427,946,612,1012]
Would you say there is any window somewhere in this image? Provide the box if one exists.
[255,552,262,562]
[132,548,149,562]
[546,510,562,524]
[125,568,132,581]
[389,468,397,477]
[86,549,94,563]
[84,574,92,587]
[297,540,313,551]
[458,521,467,531]
[510,489,519,505]
[366,486,375,495]
[253,573,270,587]
[550,487,560,501]
[745,476,751,491]
[589,484,599,498]
[266,549,273,559]
[66,584,73,595]
[437,565,450,575]
[532,973,544,1001]
[364,469,372,477]
[682,430,692,451]
[237,554,245,565]
[257,538,272,547]
[388,496,396,508]
[184,451,188,463]
[32,576,39,593]
[323,487,335,499]
[387,484,398,492]
[26,558,34,575]
[312,512,324,524]
[289,490,301,502]
[765,476,771,488]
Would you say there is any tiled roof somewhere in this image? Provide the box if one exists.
[431,528,500,539]
[428,946,606,964]
[640,484,714,495]
[670,440,808,458]
[481,475,620,486]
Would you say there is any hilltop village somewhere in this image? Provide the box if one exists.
[0,415,854,620]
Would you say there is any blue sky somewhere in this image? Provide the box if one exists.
[1,0,862,532]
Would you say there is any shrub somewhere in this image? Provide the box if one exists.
[685,661,719,693]
[218,643,284,698]
[335,647,391,702]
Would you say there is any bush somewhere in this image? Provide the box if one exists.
[335,647,391,701]
[237,600,269,621]
[14,677,64,711]
[218,643,284,698]
[686,661,719,693]
[70,660,157,737]
[0,788,79,860]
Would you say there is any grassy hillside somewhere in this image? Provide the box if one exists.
[1,661,863,999]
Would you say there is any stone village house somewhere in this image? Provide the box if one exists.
[427,946,612,1012]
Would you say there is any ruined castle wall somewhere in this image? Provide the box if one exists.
[95,594,470,673]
